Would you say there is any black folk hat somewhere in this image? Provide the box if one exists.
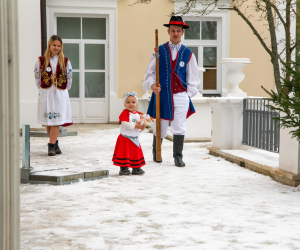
[163,16,189,29]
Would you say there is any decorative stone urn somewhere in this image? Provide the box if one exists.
[193,67,206,98]
[220,58,251,97]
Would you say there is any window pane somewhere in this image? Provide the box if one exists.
[63,44,79,70]
[203,69,217,90]
[85,44,105,70]
[57,17,81,39]
[203,47,217,67]
[202,21,217,40]
[185,21,200,40]
[82,18,106,40]
[68,72,79,98]
[85,72,105,98]
[187,47,198,63]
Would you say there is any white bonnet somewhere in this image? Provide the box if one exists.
[123,92,138,106]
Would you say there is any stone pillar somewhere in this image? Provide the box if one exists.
[208,98,244,150]
[0,0,20,248]
[279,125,300,175]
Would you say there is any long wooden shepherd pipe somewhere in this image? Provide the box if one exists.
[155,29,162,162]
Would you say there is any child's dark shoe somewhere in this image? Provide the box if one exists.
[132,168,145,175]
[54,140,62,154]
[48,143,56,156]
[119,167,130,175]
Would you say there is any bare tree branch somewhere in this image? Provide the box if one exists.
[264,0,287,30]
[220,6,273,57]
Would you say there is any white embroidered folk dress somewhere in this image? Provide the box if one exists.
[34,55,73,126]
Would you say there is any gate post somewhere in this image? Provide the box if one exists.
[279,121,300,175]
[21,125,31,181]
[208,98,244,150]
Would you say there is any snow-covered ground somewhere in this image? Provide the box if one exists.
[20,124,300,250]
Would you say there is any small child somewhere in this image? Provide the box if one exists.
[112,92,148,175]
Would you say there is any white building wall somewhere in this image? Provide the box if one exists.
[18,0,41,128]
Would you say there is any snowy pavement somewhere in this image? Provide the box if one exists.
[20,124,300,250]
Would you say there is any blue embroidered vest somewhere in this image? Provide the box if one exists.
[147,42,196,120]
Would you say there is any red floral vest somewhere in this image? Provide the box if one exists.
[171,57,186,94]
[38,56,69,90]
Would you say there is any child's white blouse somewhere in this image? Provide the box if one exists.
[118,109,144,137]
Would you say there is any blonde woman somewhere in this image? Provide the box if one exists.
[34,35,73,156]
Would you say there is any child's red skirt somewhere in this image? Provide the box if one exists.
[112,134,146,168]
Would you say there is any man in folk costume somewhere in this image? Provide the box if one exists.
[143,16,199,167]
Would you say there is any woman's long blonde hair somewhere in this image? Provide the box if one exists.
[44,35,66,72]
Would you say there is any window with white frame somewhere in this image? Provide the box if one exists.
[184,18,222,95]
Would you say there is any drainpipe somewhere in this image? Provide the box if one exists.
[40,0,47,55]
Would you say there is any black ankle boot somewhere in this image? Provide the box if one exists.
[132,168,145,175]
[173,135,185,167]
[119,167,130,176]
[54,140,62,154]
[48,143,56,156]
[152,135,163,163]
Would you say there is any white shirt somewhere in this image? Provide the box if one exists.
[143,41,199,98]
[119,110,141,137]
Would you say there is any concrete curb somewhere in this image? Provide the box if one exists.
[21,170,109,185]
[20,131,78,137]
[207,146,300,187]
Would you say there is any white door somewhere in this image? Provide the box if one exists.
[56,16,108,123]
[183,18,222,96]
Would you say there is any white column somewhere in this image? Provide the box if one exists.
[0,0,20,249]
[208,98,244,150]
[279,123,300,175]
[18,0,41,128]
